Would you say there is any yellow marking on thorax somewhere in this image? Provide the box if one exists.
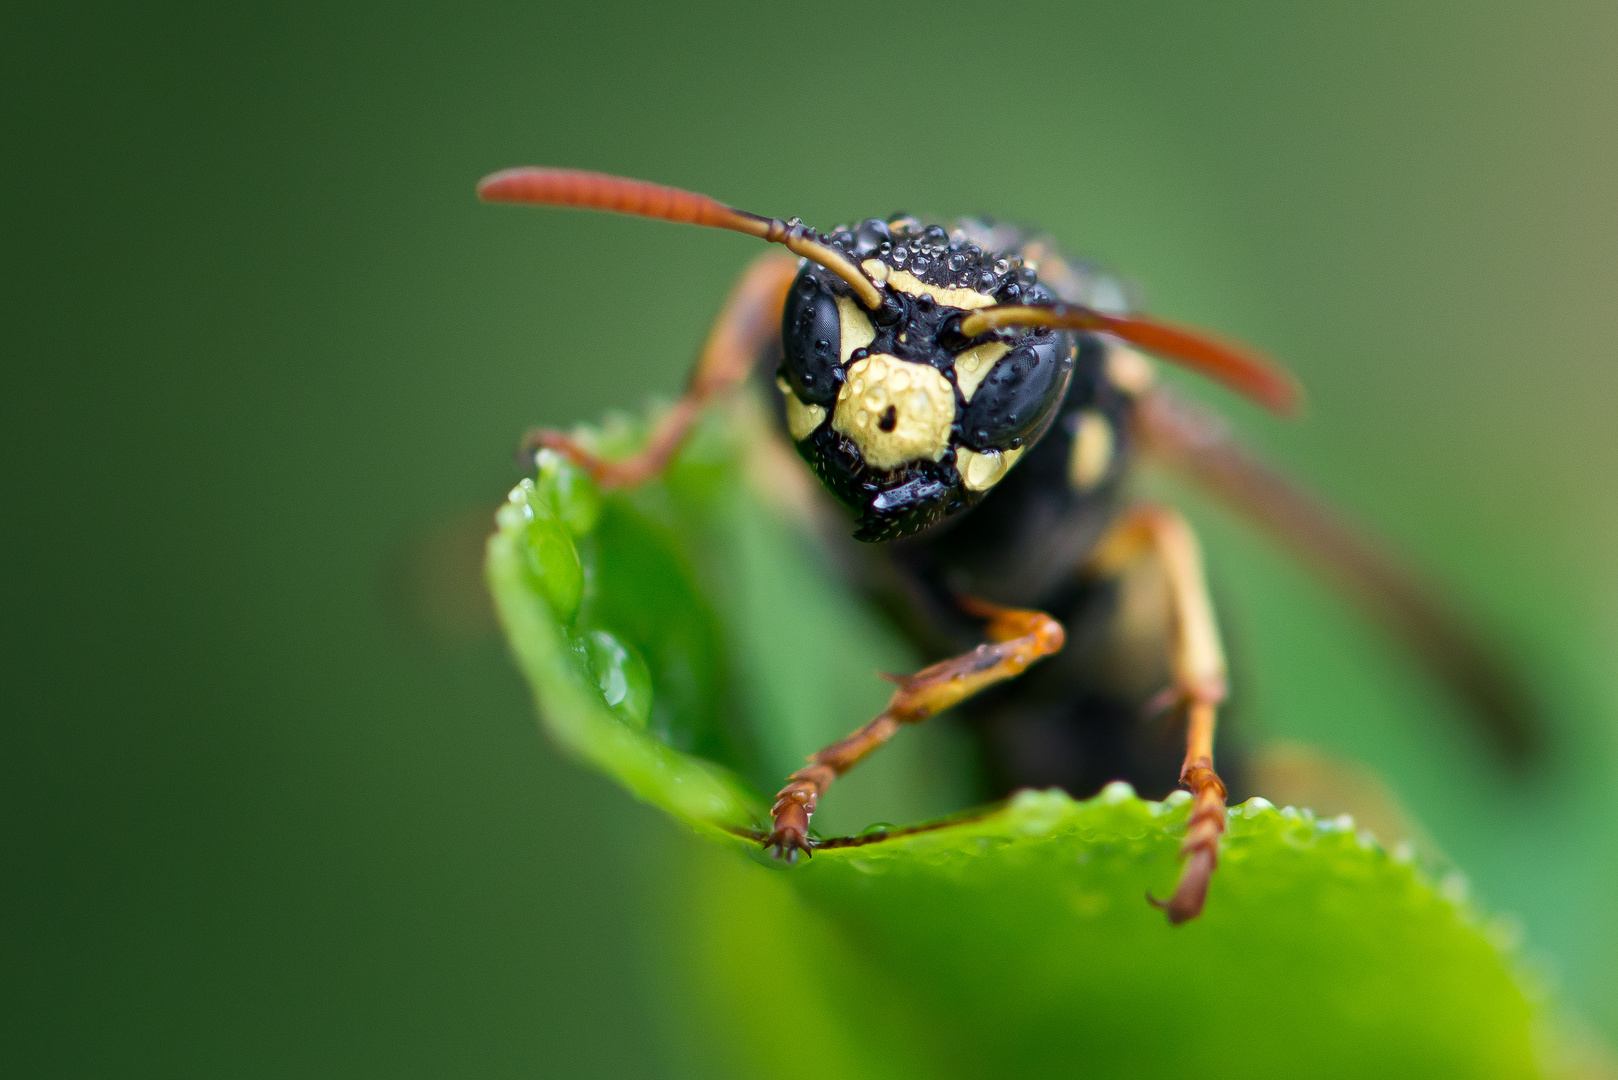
[860,258,890,285]
[776,375,827,441]
[1105,345,1157,396]
[1067,409,1114,491]
[885,269,997,310]
[835,295,875,363]
[832,354,955,470]
[953,342,1011,402]
[955,445,1026,492]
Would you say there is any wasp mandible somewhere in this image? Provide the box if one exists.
[479,167,1536,923]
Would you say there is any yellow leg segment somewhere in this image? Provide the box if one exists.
[1086,503,1228,924]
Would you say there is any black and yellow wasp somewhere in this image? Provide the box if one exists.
[479,167,1535,923]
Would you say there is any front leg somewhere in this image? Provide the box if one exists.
[1084,503,1229,924]
[766,600,1065,860]
[521,250,798,489]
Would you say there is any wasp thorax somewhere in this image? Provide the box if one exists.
[832,354,955,470]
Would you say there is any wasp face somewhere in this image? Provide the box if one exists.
[777,218,1075,541]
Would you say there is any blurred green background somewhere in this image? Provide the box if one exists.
[6,1,1618,1075]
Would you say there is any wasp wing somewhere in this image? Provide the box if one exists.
[1134,388,1540,763]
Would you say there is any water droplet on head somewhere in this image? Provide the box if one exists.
[854,218,892,257]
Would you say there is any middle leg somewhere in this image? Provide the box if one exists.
[764,599,1064,860]
[1083,503,1229,923]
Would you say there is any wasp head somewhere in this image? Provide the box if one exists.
[776,217,1075,541]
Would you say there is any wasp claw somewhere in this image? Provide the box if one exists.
[762,826,814,863]
[1150,847,1215,924]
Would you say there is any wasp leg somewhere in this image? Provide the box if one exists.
[1085,504,1228,924]
[765,599,1065,861]
[520,250,799,489]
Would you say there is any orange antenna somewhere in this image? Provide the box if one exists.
[478,167,885,310]
[958,303,1303,417]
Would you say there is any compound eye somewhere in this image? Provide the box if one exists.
[958,333,1073,451]
[780,270,846,407]
[781,266,879,407]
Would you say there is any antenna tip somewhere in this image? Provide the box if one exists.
[476,166,544,202]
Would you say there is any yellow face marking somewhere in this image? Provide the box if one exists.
[1067,409,1115,491]
[776,375,827,441]
[1105,345,1157,396]
[885,269,997,310]
[955,445,1027,492]
[952,341,1011,403]
[860,258,890,286]
[832,354,955,470]
[835,295,875,364]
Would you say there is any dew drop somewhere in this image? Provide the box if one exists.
[1099,780,1135,804]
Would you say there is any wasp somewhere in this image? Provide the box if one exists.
[479,167,1536,923]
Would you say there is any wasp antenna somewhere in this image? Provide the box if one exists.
[477,166,884,310]
[958,303,1303,417]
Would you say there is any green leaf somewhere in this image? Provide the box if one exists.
[488,407,1559,1079]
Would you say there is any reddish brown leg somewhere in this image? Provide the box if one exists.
[521,250,798,489]
[1085,503,1229,923]
[765,599,1065,860]
[1160,702,1227,923]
